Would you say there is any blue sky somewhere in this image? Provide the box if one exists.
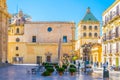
[7,0,115,37]
[7,0,115,23]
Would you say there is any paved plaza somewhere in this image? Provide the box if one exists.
[0,65,120,80]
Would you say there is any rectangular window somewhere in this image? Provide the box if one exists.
[116,43,119,53]
[110,44,112,53]
[36,56,42,64]
[110,11,112,20]
[105,46,106,54]
[63,36,67,43]
[46,56,51,62]
[16,47,19,50]
[32,36,36,42]
[116,5,119,15]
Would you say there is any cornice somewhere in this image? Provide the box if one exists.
[103,0,119,16]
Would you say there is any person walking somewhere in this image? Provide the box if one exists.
[78,62,80,69]
[78,61,81,73]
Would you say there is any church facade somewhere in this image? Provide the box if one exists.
[0,0,10,62]
[8,11,75,64]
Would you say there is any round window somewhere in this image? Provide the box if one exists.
[47,27,52,32]
[16,38,20,42]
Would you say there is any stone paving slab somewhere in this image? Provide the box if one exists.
[0,65,113,80]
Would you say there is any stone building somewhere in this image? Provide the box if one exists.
[75,7,100,61]
[0,0,10,62]
[102,0,120,66]
[8,11,75,64]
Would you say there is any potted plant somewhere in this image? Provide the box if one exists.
[57,67,65,76]
[42,71,51,76]
[55,65,59,69]
[45,65,53,69]
[46,67,54,73]
[70,64,76,69]
[69,68,76,76]
[62,64,67,69]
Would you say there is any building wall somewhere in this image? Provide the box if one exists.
[8,21,75,64]
[23,22,74,43]
[76,22,100,57]
[102,0,120,66]
[91,44,102,66]
[8,42,72,63]
[0,0,10,62]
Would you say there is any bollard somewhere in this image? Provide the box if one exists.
[103,69,109,79]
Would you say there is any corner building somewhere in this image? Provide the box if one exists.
[102,0,120,66]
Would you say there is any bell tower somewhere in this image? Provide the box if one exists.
[0,0,10,62]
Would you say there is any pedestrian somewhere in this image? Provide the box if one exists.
[78,61,81,70]
[101,62,102,68]
[106,62,108,67]
[91,61,93,65]
[97,62,99,67]
[103,63,107,70]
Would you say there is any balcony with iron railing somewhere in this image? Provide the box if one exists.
[103,11,120,27]
[102,37,106,42]
[112,49,116,54]
[107,49,113,56]
[115,33,120,39]
[102,51,107,56]
[112,48,120,56]
[103,33,120,43]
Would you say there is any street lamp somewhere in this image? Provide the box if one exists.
[70,50,74,63]
[82,43,92,73]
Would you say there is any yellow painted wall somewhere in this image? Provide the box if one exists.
[8,43,72,64]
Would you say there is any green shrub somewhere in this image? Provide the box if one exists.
[52,63,58,66]
[46,67,54,73]
[57,67,65,72]
[55,65,59,69]
[70,64,76,68]
[42,62,50,66]
[45,65,53,69]
[62,64,67,69]
[42,71,51,76]
[43,62,58,66]
[69,68,76,73]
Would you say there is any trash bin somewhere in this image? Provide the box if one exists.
[103,69,109,79]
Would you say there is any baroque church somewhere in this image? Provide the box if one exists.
[8,11,75,64]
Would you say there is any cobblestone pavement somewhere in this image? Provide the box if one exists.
[0,65,119,80]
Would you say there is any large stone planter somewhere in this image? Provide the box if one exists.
[59,72,63,76]
[70,72,75,76]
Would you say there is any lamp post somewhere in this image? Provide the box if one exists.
[83,44,87,73]
[82,43,92,73]
[70,50,74,63]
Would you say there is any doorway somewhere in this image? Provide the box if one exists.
[36,56,42,64]
[46,56,51,62]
